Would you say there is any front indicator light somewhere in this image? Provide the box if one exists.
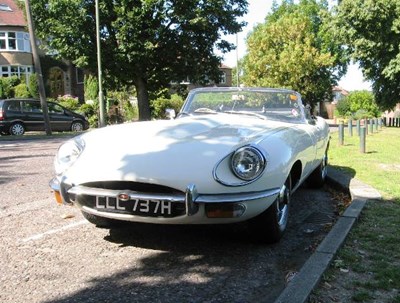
[206,203,246,218]
[54,191,62,204]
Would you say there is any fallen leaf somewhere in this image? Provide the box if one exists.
[61,214,75,219]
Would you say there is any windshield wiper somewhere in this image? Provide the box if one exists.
[224,110,267,120]
[193,108,218,114]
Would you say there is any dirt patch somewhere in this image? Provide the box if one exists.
[378,163,400,172]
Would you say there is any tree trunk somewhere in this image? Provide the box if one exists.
[135,77,151,121]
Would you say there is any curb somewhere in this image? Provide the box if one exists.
[273,166,381,303]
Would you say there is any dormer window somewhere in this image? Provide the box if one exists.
[0,4,12,12]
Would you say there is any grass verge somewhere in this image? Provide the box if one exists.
[311,127,400,303]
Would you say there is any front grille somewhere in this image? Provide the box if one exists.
[81,181,182,194]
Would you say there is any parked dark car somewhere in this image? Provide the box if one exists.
[0,98,89,136]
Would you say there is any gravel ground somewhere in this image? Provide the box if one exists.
[0,137,340,303]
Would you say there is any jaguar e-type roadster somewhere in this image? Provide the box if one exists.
[50,87,330,243]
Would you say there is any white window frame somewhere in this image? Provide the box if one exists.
[0,31,31,52]
[0,65,33,79]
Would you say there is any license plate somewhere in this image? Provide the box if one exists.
[94,196,181,217]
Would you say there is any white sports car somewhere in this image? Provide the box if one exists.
[50,87,330,243]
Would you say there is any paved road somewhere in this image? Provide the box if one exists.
[0,138,339,303]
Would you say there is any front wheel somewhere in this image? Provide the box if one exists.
[248,174,292,243]
[307,149,328,188]
[9,122,25,136]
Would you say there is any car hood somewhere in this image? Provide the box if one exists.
[65,114,287,192]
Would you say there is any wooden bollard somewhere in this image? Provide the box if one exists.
[360,127,366,153]
[339,122,344,145]
[348,119,353,136]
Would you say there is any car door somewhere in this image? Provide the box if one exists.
[21,100,45,131]
[48,102,73,131]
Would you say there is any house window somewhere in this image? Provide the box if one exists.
[220,72,227,84]
[0,31,31,52]
[0,4,12,11]
[76,68,84,84]
[0,65,33,78]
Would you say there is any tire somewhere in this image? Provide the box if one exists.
[9,122,25,136]
[248,174,292,243]
[71,121,84,132]
[307,149,328,188]
[82,211,124,229]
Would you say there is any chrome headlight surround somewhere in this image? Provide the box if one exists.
[231,145,266,181]
[54,136,85,175]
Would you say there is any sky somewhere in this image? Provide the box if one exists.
[221,0,372,92]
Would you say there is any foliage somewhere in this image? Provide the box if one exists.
[84,74,98,102]
[336,98,351,117]
[28,73,39,98]
[106,88,138,122]
[56,95,81,112]
[30,0,248,121]
[345,90,380,118]
[353,109,369,120]
[0,76,21,98]
[14,83,31,98]
[151,94,184,119]
[336,0,400,110]
[241,0,348,108]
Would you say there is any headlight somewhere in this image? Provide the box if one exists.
[54,137,85,175]
[231,146,266,181]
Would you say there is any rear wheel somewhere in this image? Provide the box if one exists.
[248,174,292,243]
[71,121,84,132]
[9,122,25,136]
[82,211,124,228]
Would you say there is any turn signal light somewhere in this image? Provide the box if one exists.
[205,203,246,218]
[54,191,62,204]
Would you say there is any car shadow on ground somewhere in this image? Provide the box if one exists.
[42,173,353,303]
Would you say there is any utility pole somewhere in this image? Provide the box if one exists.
[24,0,51,135]
[95,0,106,127]
[236,33,240,87]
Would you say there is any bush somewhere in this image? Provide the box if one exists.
[346,90,380,118]
[336,98,351,117]
[0,76,21,98]
[353,109,370,120]
[14,83,31,98]
[28,73,39,98]
[56,95,80,112]
[84,74,98,102]
[151,94,184,119]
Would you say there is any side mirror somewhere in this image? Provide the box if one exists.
[165,108,176,120]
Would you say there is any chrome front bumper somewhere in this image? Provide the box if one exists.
[50,177,281,217]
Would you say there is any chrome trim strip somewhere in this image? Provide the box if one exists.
[185,184,198,216]
[67,184,280,206]
[68,186,185,202]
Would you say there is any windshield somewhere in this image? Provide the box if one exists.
[179,87,307,123]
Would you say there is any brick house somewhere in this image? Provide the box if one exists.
[0,0,84,100]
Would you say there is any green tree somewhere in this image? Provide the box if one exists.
[336,0,400,110]
[241,0,347,107]
[345,90,380,118]
[30,0,248,121]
